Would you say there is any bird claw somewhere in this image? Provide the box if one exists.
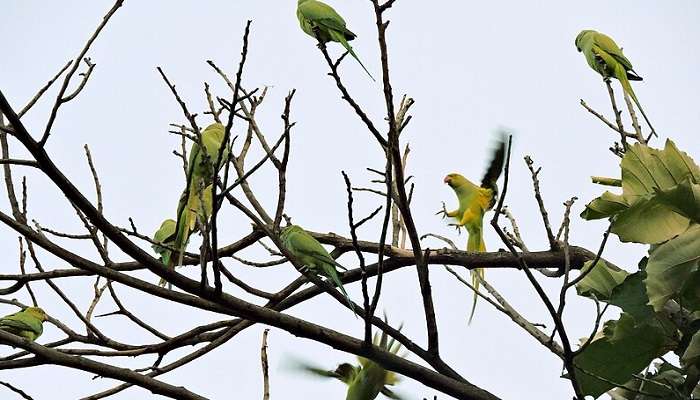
[435,201,449,219]
[448,223,463,235]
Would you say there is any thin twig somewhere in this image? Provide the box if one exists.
[604,79,626,150]
[18,238,38,306]
[18,60,72,118]
[40,0,125,146]
[0,381,34,400]
[622,90,645,144]
[524,156,558,250]
[261,329,270,400]
[342,171,372,342]
[491,136,585,399]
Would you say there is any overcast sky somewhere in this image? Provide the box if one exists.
[1,1,699,399]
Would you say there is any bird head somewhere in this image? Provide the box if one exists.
[280,224,302,239]
[25,307,48,322]
[575,30,595,52]
[152,219,176,250]
[333,363,357,384]
[443,173,468,189]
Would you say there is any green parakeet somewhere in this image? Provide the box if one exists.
[575,30,656,136]
[441,137,506,323]
[0,307,48,342]
[297,0,375,80]
[280,225,356,315]
[291,323,404,400]
[158,122,228,286]
[152,218,176,266]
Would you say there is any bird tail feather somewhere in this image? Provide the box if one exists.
[615,63,656,137]
[330,30,375,81]
[467,229,485,324]
[327,268,358,317]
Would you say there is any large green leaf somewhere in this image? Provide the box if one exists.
[581,191,628,220]
[682,331,700,366]
[607,272,654,322]
[574,313,672,398]
[645,224,700,311]
[621,141,682,204]
[575,260,628,301]
[611,195,690,244]
[655,179,700,224]
[660,139,700,184]
[608,365,686,400]
[681,270,700,311]
[581,139,699,243]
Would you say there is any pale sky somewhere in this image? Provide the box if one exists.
[1,1,699,399]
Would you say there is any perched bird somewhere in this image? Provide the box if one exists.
[0,307,48,342]
[440,136,506,323]
[575,30,656,136]
[297,0,374,80]
[291,321,404,400]
[158,122,228,286]
[280,225,356,315]
[152,218,176,266]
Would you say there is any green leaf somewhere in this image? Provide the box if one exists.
[611,195,690,244]
[655,179,700,224]
[608,366,686,400]
[574,313,672,398]
[682,331,700,366]
[645,224,700,311]
[607,272,654,322]
[576,260,628,301]
[661,139,700,184]
[621,141,682,204]
[681,270,700,311]
[581,140,699,244]
[581,191,629,220]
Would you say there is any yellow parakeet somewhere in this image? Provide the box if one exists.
[440,137,506,323]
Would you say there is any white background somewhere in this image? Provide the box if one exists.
[1,1,698,399]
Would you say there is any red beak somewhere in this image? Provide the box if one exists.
[443,176,450,184]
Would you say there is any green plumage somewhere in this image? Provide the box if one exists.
[152,218,176,266]
[291,322,404,400]
[442,137,506,323]
[280,225,356,316]
[575,30,656,136]
[0,307,48,342]
[155,122,228,286]
[297,0,374,80]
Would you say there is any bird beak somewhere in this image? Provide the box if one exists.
[443,176,450,184]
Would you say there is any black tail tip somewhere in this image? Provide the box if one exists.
[627,72,643,81]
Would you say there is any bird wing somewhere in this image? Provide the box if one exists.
[288,358,350,383]
[0,313,41,334]
[298,0,356,39]
[592,32,635,72]
[480,135,506,191]
[152,219,176,261]
[287,231,346,270]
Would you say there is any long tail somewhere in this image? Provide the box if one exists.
[326,267,358,317]
[330,31,375,81]
[159,193,195,287]
[615,63,656,137]
[467,228,485,324]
